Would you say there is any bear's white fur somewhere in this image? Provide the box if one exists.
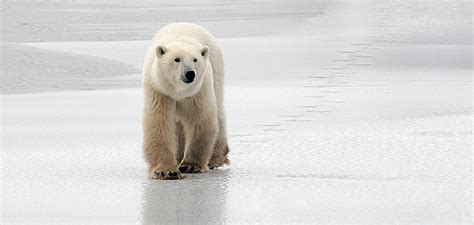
[142,23,229,180]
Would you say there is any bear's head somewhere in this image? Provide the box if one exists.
[151,41,210,100]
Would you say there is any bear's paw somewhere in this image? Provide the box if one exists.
[179,162,209,173]
[150,169,183,180]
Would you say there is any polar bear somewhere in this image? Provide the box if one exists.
[142,23,229,180]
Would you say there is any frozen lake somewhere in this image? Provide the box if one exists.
[1,0,472,224]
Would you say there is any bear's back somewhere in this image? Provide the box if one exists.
[153,23,216,49]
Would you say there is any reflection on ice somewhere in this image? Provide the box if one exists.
[141,170,230,224]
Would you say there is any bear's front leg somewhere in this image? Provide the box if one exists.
[143,93,183,180]
[179,116,218,173]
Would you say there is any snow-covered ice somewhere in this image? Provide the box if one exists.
[1,0,472,224]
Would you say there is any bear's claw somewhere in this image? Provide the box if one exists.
[151,170,183,180]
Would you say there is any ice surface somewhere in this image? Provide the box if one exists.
[1,0,472,224]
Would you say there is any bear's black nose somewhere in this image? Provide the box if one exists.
[184,71,195,83]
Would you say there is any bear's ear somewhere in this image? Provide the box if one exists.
[156,46,167,58]
[201,46,210,59]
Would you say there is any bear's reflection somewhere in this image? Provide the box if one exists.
[141,169,230,224]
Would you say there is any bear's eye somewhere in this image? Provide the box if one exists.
[174,58,180,62]
[193,58,198,63]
